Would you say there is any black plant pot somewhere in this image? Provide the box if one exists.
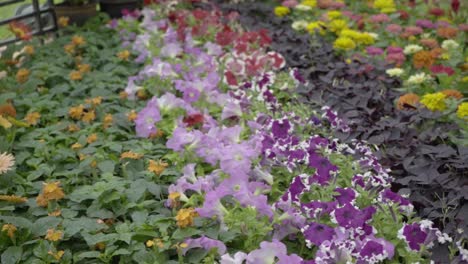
[99,0,142,18]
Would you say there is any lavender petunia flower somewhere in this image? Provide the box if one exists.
[124,77,142,100]
[219,142,258,177]
[302,222,335,247]
[221,100,243,120]
[221,252,248,264]
[182,236,227,256]
[135,97,161,138]
[166,127,202,152]
[183,87,201,103]
[246,239,303,264]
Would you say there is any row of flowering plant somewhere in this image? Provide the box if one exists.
[119,2,466,263]
[274,0,467,130]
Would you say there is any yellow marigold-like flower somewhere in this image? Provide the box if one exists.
[301,0,317,7]
[120,151,143,160]
[354,32,375,45]
[23,45,34,55]
[72,35,85,46]
[87,134,98,144]
[0,152,15,175]
[306,21,325,35]
[148,160,169,176]
[58,16,69,27]
[117,50,130,61]
[103,114,113,128]
[334,37,356,50]
[146,240,155,247]
[0,195,27,203]
[397,93,420,110]
[0,116,12,129]
[71,142,82,150]
[82,110,96,123]
[274,6,290,17]
[48,250,65,261]
[25,112,41,125]
[42,181,65,201]
[2,224,17,239]
[127,110,138,122]
[462,76,468,82]
[85,96,102,106]
[48,209,62,217]
[413,50,435,69]
[45,228,63,241]
[64,44,75,54]
[374,0,396,13]
[457,103,468,119]
[36,194,48,207]
[420,92,447,111]
[441,89,463,100]
[175,208,198,228]
[328,19,348,34]
[146,238,164,248]
[327,10,342,19]
[16,68,30,84]
[339,29,360,40]
[68,124,80,132]
[77,63,91,73]
[69,70,82,81]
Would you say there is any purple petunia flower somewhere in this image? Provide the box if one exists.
[166,127,203,152]
[182,236,227,256]
[271,119,291,139]
[333,188,357,205]
[135,97,161,138]
[302,222,335,247]
[183,87,201,103]
[398,223,428,251]
[358,236,395,263]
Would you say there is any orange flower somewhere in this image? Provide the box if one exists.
[0,104,17,118]
[413,51,434,69]
[127,110,138,122]
[71,142,82,150]
[23,45,35,55]
[64,43,75,54]
[48,209,62,217]
[58,16,69,27]
[25,112,41,125]
[2,224,17,239]
[397,93,420,110]
[419,39,439,49]
[120,151,143,160]
[82,110,96,123]
[137,90,148,100]
[0,195,27,203]
[437,27,458,38]
[77,64,91,73]
[16,68,30,83]
[85,96,102,106]
[148,159,168,176]
[175,208,198,228]
[36,193,48,207]
[441,89,463,99]
[87,133,98,144]
[48,250,65,261]
[9,21,32,41]
[149,130,165,139]
[69,105,84,120]
[72,35,86,46]
[68,124,80,132]
[69,70,82,81]
[430,48,443,59]
[117,50,131,61]
[42,181,65,201]
[103,114,113,128]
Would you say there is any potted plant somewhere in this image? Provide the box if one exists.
[53,0,98,26]
[99,0,143,18]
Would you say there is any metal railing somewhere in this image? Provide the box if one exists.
[0,0,57,46]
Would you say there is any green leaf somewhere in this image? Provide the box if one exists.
[131,210,148,225]
[0,216,33,229]
[1,246,23,264]
[172,228,202,240]
[97,160,115,173]
[31,217,62,236]
[73,251,101,262]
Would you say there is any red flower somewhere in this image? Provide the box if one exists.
[224,71,238,87]
[451,0,460,13]
[216,25,237,46]
[430,65,455,76]
[398,10,409,20]
[183,113,204,127]
[429,7,444,16]
[9,21,32,41]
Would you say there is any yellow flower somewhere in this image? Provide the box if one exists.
[69,70,82,81]
[306,21,325,35]
[274,6,290,17]
[462,76,468,83]
[117,50,130,61]
[103,114,113,128]
[25,112,41,125]
[82,110,96,123]
[85,96,102,106]
[0,115,12,129]
[68,124,80,132]
[71,142,82,150]
[45,228,63,241]
[333,37,356,50]
[301,0,317,7]
[457,102,468,119]
[16,68,30,84]
[77,63,91,73]
[328,19,348,34]
[87,134,98,144]
[374,0,396,13]
[48,209,62,217]
[340,29,360,40]
[146,240,155,247]
[0,195,27,203]
[23,45,34,55]
[42,181,65,201]
[36,194,48,207]
[127,110,138,122]
[354,32,375,45]
[120,151,143,160]
[48,250,65,261]
[420,92,447,111]
[327,10,342,19]
[175,208,198,228]
[0,152,15,174]
[146,238,164,248]
[64,44,75,54]
[2,224,17,239]
[148,159,169,176]
[58,16,69,27]
[168,192,181,207]
[72,35,85,46]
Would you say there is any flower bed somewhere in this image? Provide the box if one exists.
[0,1,467,263]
